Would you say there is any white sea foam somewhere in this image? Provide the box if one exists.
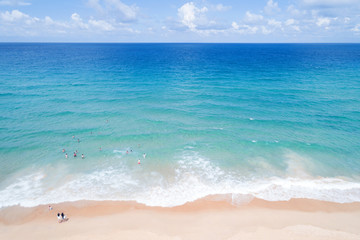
[1,151,360,208]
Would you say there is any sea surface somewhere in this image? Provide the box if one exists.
[0,43,360,207]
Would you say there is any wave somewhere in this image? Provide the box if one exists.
[1,151,360,208]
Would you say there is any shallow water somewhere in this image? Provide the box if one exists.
[0,43,360,207]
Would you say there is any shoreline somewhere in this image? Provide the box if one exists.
[1,197,360,239]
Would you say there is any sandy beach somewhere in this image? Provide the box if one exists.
[1,198,360,240]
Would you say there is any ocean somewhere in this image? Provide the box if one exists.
[0,43,360,207]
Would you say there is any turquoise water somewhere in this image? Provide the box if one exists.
[1,43,360,207]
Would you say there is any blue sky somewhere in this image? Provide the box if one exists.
[0,0,359,42]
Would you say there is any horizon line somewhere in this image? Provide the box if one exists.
[1,42,360,44]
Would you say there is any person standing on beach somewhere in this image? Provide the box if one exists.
[57,213,62,223]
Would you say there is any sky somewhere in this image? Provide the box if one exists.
[0,0,359,42]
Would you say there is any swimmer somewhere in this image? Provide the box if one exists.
[65,153,68,159]
[138,159,141,165]
[81,154,84,159]
[143,153,146,159]
[77,138,80,143]
[126,150,129,154]
[72,135,75,139]
[62,149,65,153]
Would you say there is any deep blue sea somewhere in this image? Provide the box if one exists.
[0,43,360,207]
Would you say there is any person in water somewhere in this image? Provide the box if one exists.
[65,153,68,159]
[81,154,84,159]
[138,159,141,165]
[74,152,77,157]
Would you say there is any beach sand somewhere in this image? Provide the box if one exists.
[1,198,360,240]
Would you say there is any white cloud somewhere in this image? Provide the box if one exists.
[231,21,239,30]
[287,5,303,17]
[44,16,54,25]
[71,13,81,22]
[175,2,236,36]
[107,0,136,20]
[0,9,38,24]
[1,9,27,21]
[89,19,114,31]
[214,4,231,12]
[87,0,138,22]
[291,25,301,32]
[351,24,360,32]
[285,19,295,26]
[244,11,264,23]
[178,2,208,31]
[316,17,331,27]
[71,13,89,29]
[261,26,272,34]
[0,0,30,6]
[284,19,301,32]
[231,22,258,34]
[268,19,282,28]
[0,8,144,40]
[43,16,69,29]
[264,0,280,15]
[1,0,359,41]
[88,0,103,12]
